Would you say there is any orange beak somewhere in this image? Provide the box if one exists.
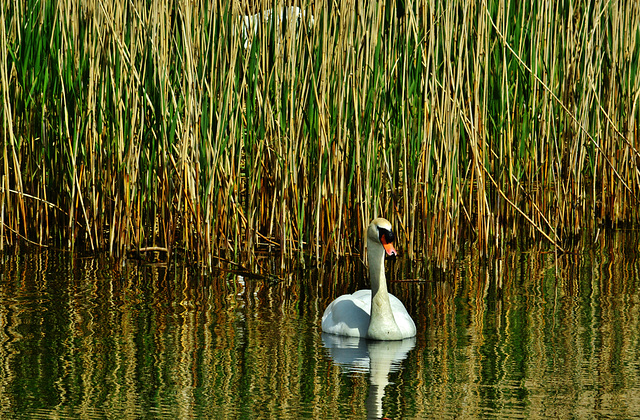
[380,236,397,256]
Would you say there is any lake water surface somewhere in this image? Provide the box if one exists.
[1,231,639,419]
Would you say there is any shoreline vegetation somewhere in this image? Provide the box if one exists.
[1,0,639,267]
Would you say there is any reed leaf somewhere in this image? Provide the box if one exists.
[1,0,639,267]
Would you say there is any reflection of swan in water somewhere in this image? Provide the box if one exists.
[322,333,416,419]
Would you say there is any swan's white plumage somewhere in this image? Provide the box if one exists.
[238,7,315,49]
[321,218,417,340]
[321,290,415,338]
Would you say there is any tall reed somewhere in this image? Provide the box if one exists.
[1,0,639,267]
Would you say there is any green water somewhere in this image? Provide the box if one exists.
[0,232,639,419]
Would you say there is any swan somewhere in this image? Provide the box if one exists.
[321,218,416,340]
[238,7,315,49]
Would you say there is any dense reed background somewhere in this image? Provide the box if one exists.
[2,0,639,266]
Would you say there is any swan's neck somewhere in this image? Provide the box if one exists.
[367,244,402,340]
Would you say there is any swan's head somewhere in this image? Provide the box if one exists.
[367,218,397,257]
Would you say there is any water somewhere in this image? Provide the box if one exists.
[0,231,639,419]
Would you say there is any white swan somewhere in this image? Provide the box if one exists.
[322,218,416,340]
[238,7,315,49]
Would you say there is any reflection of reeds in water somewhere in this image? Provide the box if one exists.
[407,236,640,418]
[1,1,639,266]
[0,241,639,417]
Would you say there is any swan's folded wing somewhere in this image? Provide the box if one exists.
[321,292,371,338]
[388,294,417,338]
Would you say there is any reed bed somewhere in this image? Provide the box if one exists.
[1,0,639,267]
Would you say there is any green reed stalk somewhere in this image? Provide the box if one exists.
[1,0,639,268]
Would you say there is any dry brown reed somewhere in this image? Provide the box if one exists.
[1,0,639,267]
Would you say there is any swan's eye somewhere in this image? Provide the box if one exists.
[378,227,395,244]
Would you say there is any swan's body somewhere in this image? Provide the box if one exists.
[322,218,416,340]
[238,7,315,49]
